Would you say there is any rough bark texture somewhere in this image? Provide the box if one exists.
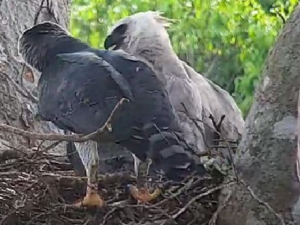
[297,92,300,188]
[0,0,134,173]
[0,0,71,154]
[217,4,300,225]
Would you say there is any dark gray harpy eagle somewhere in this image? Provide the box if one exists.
[18,22,207,207]
[104,11,245,172]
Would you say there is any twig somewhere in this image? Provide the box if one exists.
[170,182,234,220]
[181,104,238,176]
[209,189,232,225]
[25,203,60,225]
[209,114,225,141]
[181,102,212,152]
[241,180,285,225]
[42,141,62,151]
[100,207,119,225]
[0,210,16,225]
[30,140,46,159]
[0,171,32,177]
[155,177,195,207]
[40,171,136,183]
[32,140,63,159]
[2,143,29,156]
[0,98,128,143]
[33,0,58,25]
[208,114,239,182]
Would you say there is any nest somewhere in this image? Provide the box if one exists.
[0,147,225,225]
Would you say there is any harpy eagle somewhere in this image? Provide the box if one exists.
[18,21,207,207]
[104,11,245,172]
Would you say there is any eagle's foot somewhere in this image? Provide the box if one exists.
[128,185,161,203]
[72,185,104,208]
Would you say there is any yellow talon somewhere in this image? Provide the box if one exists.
[128,185,161,203]
[72,185,104,208]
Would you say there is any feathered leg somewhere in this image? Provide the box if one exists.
[128,155,161,203]
[72,141,104,208]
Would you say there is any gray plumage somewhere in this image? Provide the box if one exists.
[104,11,245,172]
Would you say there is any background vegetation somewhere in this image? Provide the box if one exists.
[70,0,297,117]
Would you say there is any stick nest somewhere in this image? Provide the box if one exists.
[0,148,225,225]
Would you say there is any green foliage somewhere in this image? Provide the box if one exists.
[70,0,297,117]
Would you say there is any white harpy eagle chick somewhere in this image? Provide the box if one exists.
[104,11,245,171]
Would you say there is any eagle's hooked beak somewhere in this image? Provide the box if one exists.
[104,24,128,50]
[103,34,125,51]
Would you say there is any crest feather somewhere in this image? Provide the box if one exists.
[150,11,174,28]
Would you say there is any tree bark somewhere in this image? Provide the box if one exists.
[0,0,71,154]
[0,0,134,173]
[217,4,300,225]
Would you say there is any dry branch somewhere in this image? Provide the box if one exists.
[0,98,128,143]
[170,182,234,220]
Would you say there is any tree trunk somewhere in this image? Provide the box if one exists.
[0,0,134,173]
[217,4,300,225]
[0,0,71,154]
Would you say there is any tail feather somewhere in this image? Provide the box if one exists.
[143,123,207,181]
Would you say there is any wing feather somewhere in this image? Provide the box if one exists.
[57,51,133,101]
[38,51,132,135]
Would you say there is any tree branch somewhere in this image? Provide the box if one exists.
[0,98,128,143]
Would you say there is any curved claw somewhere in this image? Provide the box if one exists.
[128,185,161,203]
[72,186,105,208]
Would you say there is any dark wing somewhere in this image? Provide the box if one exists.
[38,51,133,135]
[58,52,133,101]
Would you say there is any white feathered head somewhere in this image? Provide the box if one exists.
[104,11,174,54]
